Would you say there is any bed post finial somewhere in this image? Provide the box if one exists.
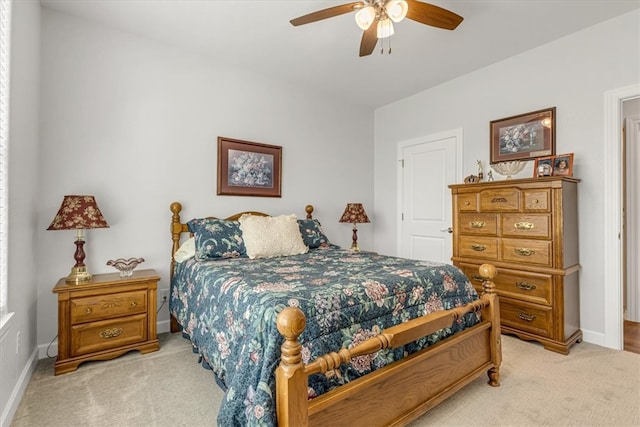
[276,307,309,427]
[305,205,314,219]
[479,263,497,294]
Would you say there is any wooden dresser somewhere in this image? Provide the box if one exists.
[449,177,581,354]
[52,269,160,374]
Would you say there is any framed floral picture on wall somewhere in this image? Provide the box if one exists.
[217,137,282,197]
[490,107,556,163]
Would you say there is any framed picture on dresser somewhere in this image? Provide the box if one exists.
[490,107,556,163]
[552,153,574,177]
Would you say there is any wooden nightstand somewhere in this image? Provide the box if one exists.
[52,269,160,375]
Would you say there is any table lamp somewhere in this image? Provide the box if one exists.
[47,195,109,284]
[339,203,370,251]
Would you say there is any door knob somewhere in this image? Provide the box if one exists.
[440,227,453,234]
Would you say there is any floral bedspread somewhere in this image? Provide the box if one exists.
[170,247,480,426]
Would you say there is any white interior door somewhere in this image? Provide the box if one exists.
[625,115,640,322]
[398,130,461,262]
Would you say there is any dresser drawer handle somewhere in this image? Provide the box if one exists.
[470,244,486,252]
[85,308,92,314]
[516,281,537,291]
[471,274,484,282]
[517,312,536,322]
[514,222,534,230]
[130,301,137,307]
[515,248,535,256]
[464,201,471,206]
[470,221,486,229]
[491,197,508,203]
[99,328,123,339]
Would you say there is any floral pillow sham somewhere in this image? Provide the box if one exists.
[187,218,247,260]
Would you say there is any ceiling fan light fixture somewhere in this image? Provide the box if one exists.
[385,0,408,23]
[355,5,376,30]
[377,18,394,38]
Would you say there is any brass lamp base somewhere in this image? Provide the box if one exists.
[350,242,361,251]
[66,266,92,284]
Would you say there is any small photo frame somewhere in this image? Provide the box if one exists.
[552,153,574,177]
[533,156,554,177]
[217,137,282,197]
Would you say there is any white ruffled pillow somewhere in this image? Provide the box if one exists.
[174,237,196,262]
[239,214,309,259]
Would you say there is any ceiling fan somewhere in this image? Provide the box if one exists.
[290,0,463,57]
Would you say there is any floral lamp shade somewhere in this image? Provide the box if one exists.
[48,195,109,284]
[47,195,109,231]
[339,203,370,251]
[338,203,371,224]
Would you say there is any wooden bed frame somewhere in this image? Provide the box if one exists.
[169,202,502,427]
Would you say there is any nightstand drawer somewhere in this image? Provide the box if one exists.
[500,299,552,338]
[502,238,551,266]
[71,290,147,324]
[71,314,147,356]
[458,213,498,235]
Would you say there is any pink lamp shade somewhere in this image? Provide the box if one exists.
[339,203,370,251]
[48,195,109,284]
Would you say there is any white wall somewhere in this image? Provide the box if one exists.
[1,1,41,425]
[374,10,640,345]
[37,9,374,352]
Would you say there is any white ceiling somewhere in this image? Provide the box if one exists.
[40,0,640,109]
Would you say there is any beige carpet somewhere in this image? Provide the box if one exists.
[10,333,640,426]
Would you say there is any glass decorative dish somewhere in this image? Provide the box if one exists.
[107,257,145,278]
[491,161,525,179]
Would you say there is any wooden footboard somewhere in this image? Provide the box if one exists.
[276,264,501,427]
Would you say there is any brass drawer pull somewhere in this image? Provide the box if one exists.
[516,281,537,291]
[99,328,123,339]
[464,201,471,206]
[491,197,507,203]
[85,308,92,314]
[470,244,486,252]
[130,301,137,307]
[471,274,484,282]
[514,222,534,230]
[470,221,486,229]
[515,248,535,256]
[517,312,536,322]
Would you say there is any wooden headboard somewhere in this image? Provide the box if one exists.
[169,202,315,278]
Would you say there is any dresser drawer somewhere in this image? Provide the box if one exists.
[479,188,520,212]
[502,238,551,266]
[460,264,552,305]
[500,298,552,338]
[71,290,147,324]
[71,314,147,356]
[458,236,499,260]
[458,213,498,235]
[501,214,551,239]
[458,194,478,211]
[523,189,550,212]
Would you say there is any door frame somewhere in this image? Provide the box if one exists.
[604,84,640,350]
[396,128,464,257]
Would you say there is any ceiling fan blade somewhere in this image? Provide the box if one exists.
[405,0,463,30]
[290,2,363,26]
[359,23,378,57]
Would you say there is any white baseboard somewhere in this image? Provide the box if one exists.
[1,346,38,427]
[581,328,607,348]
[157,319,170,334]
